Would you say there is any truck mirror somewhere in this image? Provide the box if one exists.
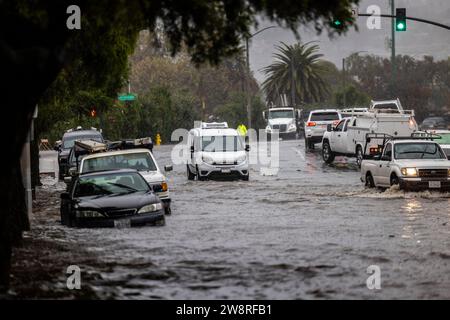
[164,165,173,172]
[326,124,332,132]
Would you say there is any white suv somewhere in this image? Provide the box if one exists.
[304,109,341,150]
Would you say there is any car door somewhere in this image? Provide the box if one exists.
[376,143,393,186]
[331,119,346,153]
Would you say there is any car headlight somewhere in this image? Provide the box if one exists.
[138,203,162,214]
[236,155,247,164]
[76,210,104,218]
[401,167,418,177]
[202,155,214,165]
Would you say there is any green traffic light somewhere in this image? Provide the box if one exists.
[334,20,342,26]
[396,21,406,31]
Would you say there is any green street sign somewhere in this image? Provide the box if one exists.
[118,94,136,101]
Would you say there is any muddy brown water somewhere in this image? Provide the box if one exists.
[8,140,450,299]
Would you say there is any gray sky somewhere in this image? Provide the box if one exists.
[249,0,450,83]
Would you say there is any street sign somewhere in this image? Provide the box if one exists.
[351,6,358,18]
[118,94,136,101]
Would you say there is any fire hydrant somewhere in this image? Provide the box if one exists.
[156,133,161,146]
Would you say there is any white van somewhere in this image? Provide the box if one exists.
[186,122,250,181]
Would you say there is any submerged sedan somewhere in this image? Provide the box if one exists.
[60,169,165,228]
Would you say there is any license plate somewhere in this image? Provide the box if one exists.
[221,169,231,173]
[114,219,131,228]
[429,181,441,188]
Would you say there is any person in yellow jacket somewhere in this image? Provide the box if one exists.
[237,124,247,136]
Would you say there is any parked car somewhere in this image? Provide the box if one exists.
[419,117,447,130]
[361,137,450,191]
[79,148,173,214]
[187,122,249,180]
[56,127,104,179]
[60,169,165,228]
[322,100,418,167]
[304,109,341,150]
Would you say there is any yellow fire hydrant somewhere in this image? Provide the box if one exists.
[155,133,161,146]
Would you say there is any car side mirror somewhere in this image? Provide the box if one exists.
[190,145,194,153]
[60,192,70,200]
[245,145,250,152]
[164,165,173,172]
[327,124,332,132]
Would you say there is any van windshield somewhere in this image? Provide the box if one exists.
[394,143,446,160]
[201,136,244,152]
[82,152,157,173]
[269,110,294,119]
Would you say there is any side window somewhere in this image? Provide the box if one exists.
[343,119,349,132]
[383,143,392,159]
[335,120,345,132]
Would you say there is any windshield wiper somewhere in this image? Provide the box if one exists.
[107,182,138,192]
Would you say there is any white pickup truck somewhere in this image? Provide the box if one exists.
[361,137,450,191]
[322,99,418,167]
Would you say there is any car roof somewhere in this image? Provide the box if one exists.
[63,130,102,138]
[81,148,152,161]
[310,109,340,113]
[191,128,240,136]
[79,168,139,178]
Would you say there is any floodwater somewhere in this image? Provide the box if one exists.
[9,140,450,299]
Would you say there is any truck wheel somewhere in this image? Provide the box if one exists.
[322,141,335,164]
[187,165,195,180]
[356,146,364,168]
[365,173,375,188]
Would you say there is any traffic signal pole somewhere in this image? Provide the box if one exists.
[390,0,396,96]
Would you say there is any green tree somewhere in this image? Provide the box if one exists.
[262,42,330,106]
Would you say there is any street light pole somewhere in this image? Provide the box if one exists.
[245,25,277,128]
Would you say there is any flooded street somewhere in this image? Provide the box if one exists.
[10,140,450,299]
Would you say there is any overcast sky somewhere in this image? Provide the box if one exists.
[249,0,450,83]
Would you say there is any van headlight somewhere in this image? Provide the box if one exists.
[202,155,214,165]
[138,203,162,213]
[236,155,247,164]
[401,167,418,177]
[76,210,103,218]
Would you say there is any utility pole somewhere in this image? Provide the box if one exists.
[390,0,396,96]
[245,36,251,128]
[342,58,346,108]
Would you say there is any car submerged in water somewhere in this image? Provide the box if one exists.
[60,169,165,228]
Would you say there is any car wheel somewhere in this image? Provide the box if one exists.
[187,165,195,180]
[365,173,375,188]
[390,174,400,187]
[322,141,335,164]
[356,146,364,168]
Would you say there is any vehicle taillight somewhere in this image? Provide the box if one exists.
[306,121,316,127]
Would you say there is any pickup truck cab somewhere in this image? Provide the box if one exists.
[361,138,450,191]
[79,149,173,214]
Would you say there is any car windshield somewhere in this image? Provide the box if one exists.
[269,110,294,119]
[63,135,103,149]
[394,142,446,160]
[74,172,150,197]
[201,135,244,152]
[82,152,157,173]
[310,112,340,121]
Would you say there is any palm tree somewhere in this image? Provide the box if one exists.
[262,42,330,105]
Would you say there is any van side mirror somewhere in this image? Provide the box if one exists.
[190,145,194,153]
[164,165,173,172]
[245,145,250,152]
[327,124,332,132]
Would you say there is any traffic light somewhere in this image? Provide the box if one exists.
[396,8,406,31]
[331,19,344,30]
[90,108,97,117]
